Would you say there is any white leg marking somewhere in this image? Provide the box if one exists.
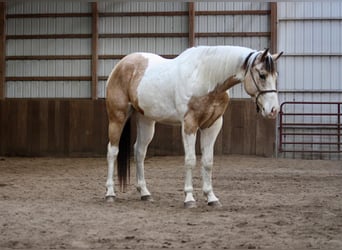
[135,114,155,198]
[200,117,223,204]
[106,143,118,198]
[182,125,197,205]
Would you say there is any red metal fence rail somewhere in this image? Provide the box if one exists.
[278,102,341,159]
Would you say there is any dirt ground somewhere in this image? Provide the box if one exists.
[0,155,341,249]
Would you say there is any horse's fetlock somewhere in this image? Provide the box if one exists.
[202,162,213,170]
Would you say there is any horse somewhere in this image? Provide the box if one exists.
[105,45,283,208]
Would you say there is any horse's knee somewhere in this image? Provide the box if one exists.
[185,155,196,169]
[201,155,213,168]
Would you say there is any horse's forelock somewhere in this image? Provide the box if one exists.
[244,51,276,75]
[265,55,276,74]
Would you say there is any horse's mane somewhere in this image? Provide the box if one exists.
[176,46,254,90]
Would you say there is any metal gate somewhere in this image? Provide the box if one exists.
[278,102,342,160]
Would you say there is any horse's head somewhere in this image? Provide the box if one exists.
[242,49,283,119]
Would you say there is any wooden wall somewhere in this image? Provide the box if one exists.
[0,99,276,157]
[0,99,108,156]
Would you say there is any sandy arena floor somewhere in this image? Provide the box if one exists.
[0,155,341,249]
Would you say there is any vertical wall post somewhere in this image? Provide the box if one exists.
[91,2,99,100]
[0,2,6,100]
[338,103,341,153]
[270,2,278,53]
[188,2,195,47]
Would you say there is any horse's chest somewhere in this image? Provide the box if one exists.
[183,91,229,134]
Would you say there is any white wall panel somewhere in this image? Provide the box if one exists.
[6,81,91,98]
[97,1,189,98]
[98,2,187,13]
[6,60,91,77]
[277,2,342,159]
[6,0,92,98]
[7,1,91,14]
[196,2,269,11]
[194,2,270,99]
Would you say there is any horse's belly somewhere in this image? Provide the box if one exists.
[137,88,182,124]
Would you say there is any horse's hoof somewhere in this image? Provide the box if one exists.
[184,201,197,209]
[141,195,154,202]
[208,200,222,208]
[105,196,116,202]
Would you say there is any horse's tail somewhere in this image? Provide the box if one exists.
[117,118,131,192]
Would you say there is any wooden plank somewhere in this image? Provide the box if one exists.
[92,100,107,156]
[256,115,276,157]
[62,101,70,156]
[222,101,233,154]
[150,124,184,156]
[99,33,188,38]
[47,100,57,154]
[99,11,188,17]
[98,54,177,61]
[230,101,246,154]
[0,2,5,100]
[99,32,270,39]
[91,2,99,100]
[7,13,92,18]
[195,32,270,37]
[6,55,92,60]
[270,3,278,53]
[0,100,10,155]
[11,100,28,155]
[39,100,49,155]
[195,10,270,16]
[69,100,102,156]
[6,76,92,81]
[97,10,270,17]
[27,100,41,155]
[222,100,257,155]
[213,126,223,155]
[243,101,257,155]
[0,100,4,154]
[188,2,195,47]
[68,101,80,155]
[0,100,275,157]
[172,126,183,156]
[6,34,92,40]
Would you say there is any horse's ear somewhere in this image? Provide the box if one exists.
[260,48,270,61]
[272,51,284,61]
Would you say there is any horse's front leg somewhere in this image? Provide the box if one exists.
[200,117,223,207]
[182,125,197,208]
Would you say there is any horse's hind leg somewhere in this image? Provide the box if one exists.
[105,100,131,201]
[106,141,118,201]
[105,120,124,201]
[134,113,155,200]
[200,116,223,207]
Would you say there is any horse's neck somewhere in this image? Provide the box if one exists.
[213,75,242,93]
[181,46,252,92]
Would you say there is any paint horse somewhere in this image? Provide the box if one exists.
[105,45,283,208]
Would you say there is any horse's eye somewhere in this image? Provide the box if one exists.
[259,73,266,80]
